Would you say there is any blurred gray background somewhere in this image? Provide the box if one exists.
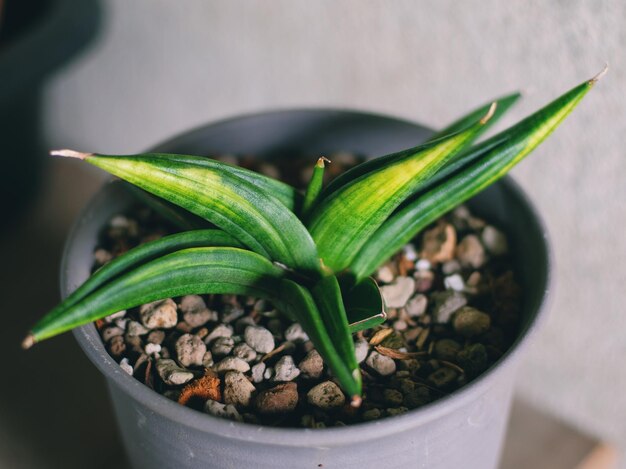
[5,0,625,466]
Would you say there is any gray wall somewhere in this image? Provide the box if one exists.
[45,0,626,447]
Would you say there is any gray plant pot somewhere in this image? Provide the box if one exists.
[66,110,551,469]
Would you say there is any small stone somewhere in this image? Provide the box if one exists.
[405,294,428,317]
[403,385,430,408]
[263,366,274,380]
[180,295,216,328]
[222,304,245,323]
[434,339,462,361]
[284,323,309,342]
[393,320,408,331]
[455,235,486,269]
[244,326,275,354]
[104,310,126,323]
[175,333,207,367]
[457,343,489,377]
[419,222,456,264]
[403,244,418,261]
[376,264,395,283]
[307,381,346,409]
[251,362,266,383]
[156,359,194,385]
[124,334,143,354]
[362,408,382,421]
[140,299,178,329]
[444,274,465,292]
[383,389,403,406]
[126,321,149,337]
[415,258,431,271]
[94,248,113,266]
[354,339,369,364]
[214,356,250,373]
[114,318,129,330]
[144,343,162,356]
[119,357,133,375]
[146,330,165,345]
[204,324,233,344]
[255,382,299,414]
[380,276,415,308]
[431,291,467,323]
[442,260,461,275]
[202,351,214,367]
[101,326,124,342]
[453,307,491,338]
[298,350,324,378]
[204,399,243,422]
[232,343,257,362]
[108,335,126,358]
[482,226,508,256]
[273,355,300,382]
[386,407,408,417]
[234,316,256,334]
[366,351,396,376]
[413,270,435,292]
[427,367,457,388]
[211,336,234,357]
[224,371,256,407]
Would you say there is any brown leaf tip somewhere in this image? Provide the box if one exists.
[21,333,35,350]
[50,149,91,160]
[588,63,609,85]
[316,156,331,168]
[479,102,498,125]
[350,395,362,408]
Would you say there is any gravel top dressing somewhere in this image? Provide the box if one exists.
[94,155,521,428]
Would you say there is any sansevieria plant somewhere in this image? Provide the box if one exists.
[24,70,605,405]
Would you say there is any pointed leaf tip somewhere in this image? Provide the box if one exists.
[50,149,91,160]
[21,333,35,350]
[589,63,609,85]
[351,395,362,408]
[479,102,498,124]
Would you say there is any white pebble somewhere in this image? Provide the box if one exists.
[204,399,243,422]
[119,358,133,375]
[376,265,395,283]
[156,359,194,385]
[144,343,162,355]
[244,326,275,354]
[380,276,415,308]
[104,310,126,323]
[354,339,369,364]
[140,299,178,329]
[415,258,431,271]
[204,324,233,344]
[251,362,266,383]
[444,274,465,292]
[284,323,309,342]
[263,366,274,380]
[214,357,250,373]
[482,226,509,255]
[366,351,396,376]
[403,243,418,261]
[273,355,300,382]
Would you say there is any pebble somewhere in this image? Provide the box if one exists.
[139,299,178,329]
[175,334,207,367]
[211,336,234,356]
[202,351,214,367]
[453,307,491,338]
[419,222,456,264]
[119,357,133,375]
[144,343,162,356]
[284,323,309,342]
[101,326,124,342]
[482,225,508,255]
[413,270,435,292]
[442,260,461,275]
[251,362,266,383]
[232,343,257,362]
[444,274,465,292]
[455,235,486,269]
[204,399,243,422]
[222,304,245,323]
[244,326,275,354]
[263,366,274,381]
[354,339,369,364]
[104,310,126,323]
[108,335,126,358]
[273,355,300,381]
[430,291,467,323]
[405,294,428,317]
[223,371,256,407]
[179,295,216,327]
[146,330,165,345]
[204,324,233,344]
[427,367,457,388]
[214,356,250,374]
[255,382,299,414]
[376,264,395,283]
[415,258,431,271]
[234,316,256,334]
[380,276,415,308]
[298,349,324,378]
[94,248,113,266]
[387,407,408,417]
[307,381,346,409]
[365,351,396,376]
[434,339,462,361]
[126,321,149,337]
[362,408,382,421]
[156,359,194,385]
[457,343,488,377]
[383,389,403,406]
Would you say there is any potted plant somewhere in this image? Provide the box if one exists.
[25,70,604,468]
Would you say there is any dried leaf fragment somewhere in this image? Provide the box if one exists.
[178,370,222,407]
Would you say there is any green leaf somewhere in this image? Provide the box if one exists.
[350,75,600,281]
[309,275,359,388]
[307,108,495,273]
[56,152,320,275]
[28,247,286,344]
[278,279,361,400]
[301,157,329,220]
[321,93,520,201]
[61,229,243,311]
[343,277,386,333]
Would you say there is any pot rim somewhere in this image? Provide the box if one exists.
[69,108,552,447]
